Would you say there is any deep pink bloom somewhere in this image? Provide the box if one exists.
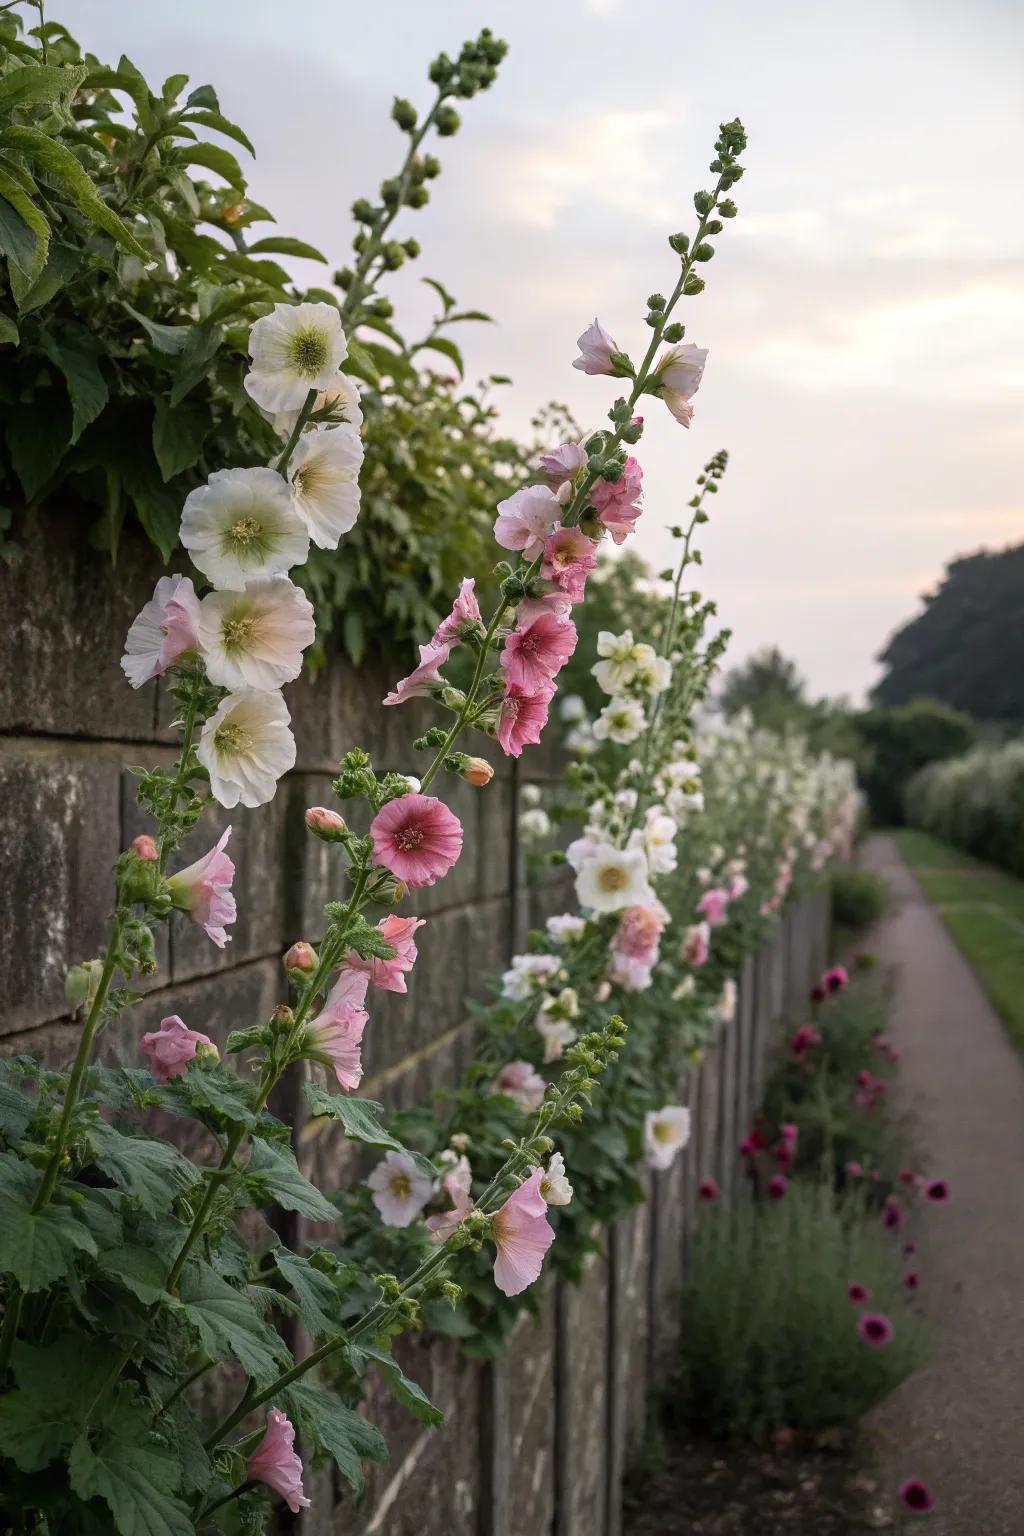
[924,1179,949,1203]
[140,1015,216,1084]
[697,887,730,929]
[498,681,557,759]
[775,1144,793,1171]
[247,1409,309,1513]
[823,965,849,993]
[899,1479,935,1514]
[590,458,643,544]
[810,984,826,1003]
[541,527,597,604]
[500,610,577,693]
[167,827,236,948]
[882,1199,904,1233]
[383,641,451,706]
[767,1173,788,1200]
[370,793,463,889]
[779,1122,799,1147]
[739,1136,757,1159]
[431,577,481,649]
[899,1167,917,1185]
[495,1059,547,1112]
[790,1024,821,1059]
[538,440,588,482]
[310,968,369,1091]
[572,318,620,376]
[848,1281,869,1305]
[858,1312,894,1348]
[493,484,562,560]
[698,1177,720,1202]
[345,914,425,993]
[905,1270,921,1291]
[132,834,158,862]
[845,1160,863,1179]
[491,1167,556,1296]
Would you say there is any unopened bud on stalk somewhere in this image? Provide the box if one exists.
[305,807,347,842]
[65,958,103,1013]
[271,1005,294,1028]
[284,942,317,975]
[462,756,494,787]
[131,834,159,862]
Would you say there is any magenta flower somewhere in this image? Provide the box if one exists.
[538,439,588,482]
[899,1479,935,1513]
[810,984,826,1003]
[905,1271,921,1291]
[698,1177,720,1202]
[767,1173,788,1201]
[345,914,425,994]
[500,610,577,693]
[924,1179,949,1203]
[590,458,644,544]
[572,317,620,376]
[858,1312,894,1348]
[498,681,556,759]
[848,1282,869,1305]
[491,1167,556,1296]
[140,1015,216,1084]
[541,527,597,604]
[790,1023,821,1059]
[845,1160,863,1179]
[369,793,463,889]
[382,640,451,706]
[431,577,482,649]
[495,1059,547,1113]
[493,483,562,560]
[779,1122,798,1148]
[882,1199,904,1233]
[822,965,849,993]
[167,827,237,948]
[697,887,730,929]
[247,1409,309,1513]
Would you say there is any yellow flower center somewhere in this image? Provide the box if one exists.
[221,615,258,653]
[213,722,253,756]
[653,1122,676,1144]
[597,865,629,893]
[290,328,329,376]
[228,516,263,547]
[390,1173,411,1200]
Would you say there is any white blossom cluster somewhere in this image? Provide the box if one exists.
[590,629,672,745]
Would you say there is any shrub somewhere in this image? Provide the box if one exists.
[908,742,1024,879]
[679,1180,927,1442]
[830,865,889,932]
[857,700,976,826]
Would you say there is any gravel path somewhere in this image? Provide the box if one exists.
[860,835,1024,1534]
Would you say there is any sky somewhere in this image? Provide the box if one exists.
[76,0,1024,700]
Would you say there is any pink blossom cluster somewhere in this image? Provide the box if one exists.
[609,899,670,992]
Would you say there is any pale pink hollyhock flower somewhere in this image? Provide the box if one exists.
[426,1154,474,1240]
[197,578,315,692]
[654,342,708,426]
[780,1122,799,1148]
[590,459,643,545]
[382,641,452,706]
[369,793,463,888]
[491,1167,556,1296]
[681,921,711,967]
[498,681,557,759]
[615,901,670,962]
[431,577,482,649]
[121,574,200,688]
[140,1015,216,1084]
[247,1409,310,1512]
[540,1150,573,1206]
[644,1106,692,1170]
[345,914,425,994]
[167,827,237,948]
[727,873,749,901]
[368,1150,434,1227]
[493,484,562,561]
[845,1160,864,1179]
[572,318,620,376]
[495,1059,547,1112]
[305,806,346,840]
[541,527,598,604]
[697,888,730,929]
[538,440,588,482]
[500,611,577,693]
[609,952,653,993]
[131,834,159,862]
[308,969,368,1091]
[517,590,574,626]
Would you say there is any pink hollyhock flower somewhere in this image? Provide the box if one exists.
[726,873,749,900]
[779,1123,799,1147]
[131,834,158,862]
[538,440,588,482]
[247,1409,309,1513]
[431,577,482,649]
[345,914,425,994]
[767,1173,788,1200]
[491,1167,556,1296]
[140,1015,216,1084]
[858,1312,894,1348]
[653,342,709,426]
[924,1179,949,1203]
[309,968,369,1091]
[498,681,557,759]
[590,458,644,544]
[775,1143,793,1172]
[698,1177,720,1202]
[283,941,317,973]
[426,1154,474,1240]
[493,484,562,560]
[681,921,711,967]
[882,1199,904,1233]
[848,1281,869,1305]
[609,951,654,993]
[697,887,730,928]
[541,528,597,604]
[572,317,621,376]
[500,610,577,693]
[167,828,236,948]
[614,901,670,962]
[905,1271,921,1291]
[368,1150,435,1227]
[845,1160,863,1179]
[383,641,452,706]
[810,984,826,1003]
[790,1024,821,1059]
[899,1479,935,1514]
[739,1136,757,1159]
[517,591,573,625]
[495,1059,547,1113]
[823,965,849,993]
[369,793,463,888]
[121,574,200,689]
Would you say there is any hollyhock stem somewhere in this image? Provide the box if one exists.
[419,598,511,790]
[157,664,206,873]
[274,387,318,475]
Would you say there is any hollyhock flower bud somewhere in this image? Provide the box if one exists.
[65,958,102,1013]
[462,756,494,787]
[847,1281,869,1305]
[284,941,317,973]
[698,1177,720,1202]
[491,1168,555,1296]
[572,318,624,377]
[305,806,347,841]
[131,834,159,862]
[247,1409,310,1513]
[767,1173,788,1200]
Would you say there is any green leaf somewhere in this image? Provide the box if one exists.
[179,1262,290,1385]
[178,109,255,157]
[69,1396,193,1536]
[421,276,456,313]
[168,318,222,407]
[125,463,181,563]
[90,1120,198,1216]
[278,1381,387,1494]
[39,324,108,443]
[163,1056,259,1127]
[152,397,208,481]
[273,1249,346,1340]
[0,1064,34,1142]
[96,1241,173,1306]
[343,338,380,386]
[0,173,48,276]
[5,396,70,499]
[0,312,18,346]
[447,309,494,325]
[0,62,89,113]
[246,1138,338,1223]
[414,335,464,378]
[84,60,157,131]
[343,607,365,665]
[0,1335,111,1472]
[0,125,147,259]
[246,235,327,262]
[123,301,191,356]
[352,1342,443,1427]
[172,141,246,193]
[0,1150,97,1292]
[302,1087,408,1153]
[9,238,80,315]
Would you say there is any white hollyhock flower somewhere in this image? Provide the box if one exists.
[197,578,315,691]
[273,371,363,435]
[575,844,654,914]
[559,693,587,723]
[593,697,646,745]
[644,1106,691,1170]
[244,301,348,413]
[198,690,296,809]
[540,1152,573,1206]
[592,630,640,695]
[519,807,552,842]
[536,1012,576,1063]
[121,574,199,688]
[629,808,678,876]
[180,468,309,590]
[288,423,364,549]
[635,652,672,696]
[367,1151,434,1228]
[501,952,561,1001]
[546,913,586,944]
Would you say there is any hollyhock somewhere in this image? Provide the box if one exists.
[858,1312,894,1348]
[500,610,577,693]
[140,1015,217,1084]
[121,574,200,688]
[565,832,601,873]
[497,681,556,759]
[924,1179,950,1203]
[426,1153,474,1239]
[697,887,730,928]
[495,1059,547,1112]
[287,422,363,548]
[284,942,316,973]
[538,439,588,482]
[681,921,711,967]
[247,1409,310,1513]
[790,1023,821,1059]
[546,912,587,943]
[501,951,561,1002]
[590,458,643,544]
[382,641,452,706]
[273,370,362,435]
[244,300,347,412]
[305,805,346,840]
[634,651,672,697]
[345,914,425,993]
[308,972,369,1092]
[609,952,653,993]
[462,756,494,787]
[368,1150,434,1228]
[899,1167,917,1186]
[653,341,708,426]
[197,577,315,691]
[493,483,562,560]
[541,527,597,604]
[718,978,738,1024]
[644,1106,691,1170]
[491,1167,556,1296]
[628,808,678,877]
[572,317,621,376]
[767,1173,789,1200]
[698,1177,720,1202]
[810,984,826,1003]
[431,577,482,649]
[540,1151,574,1207]
[575,844,655,915]
[132,834,158,862]
[198,689,296,809]
[845,1160,863,1178]
[905,1271,921,1291]
[537,1012,577,1062]
[180,467,309,589]
[848,1282,869,1305]
[882,1199,904,1233]
[369,793,463,888]
[727,873,749,901]
[167,827,237,947]
[823,965,849,993]
[898,1479,935,1514]
[592,629,642,694]
[614,901,670,962]
[593,697,646,745]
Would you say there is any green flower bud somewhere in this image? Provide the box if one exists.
[435,105,461,137]
[718,199,738,218]
[693,242,714,262]
[406,185,430,210]
[65,958,103,1013]
[391,96,418,132]
[694,189,715,215]
[351,198,375,224]
[662,322,685,343]
[402,237,421,258]
[646,292,667,311]
[668,232,690,254]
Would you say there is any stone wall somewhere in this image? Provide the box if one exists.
[0,512,831,1535]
